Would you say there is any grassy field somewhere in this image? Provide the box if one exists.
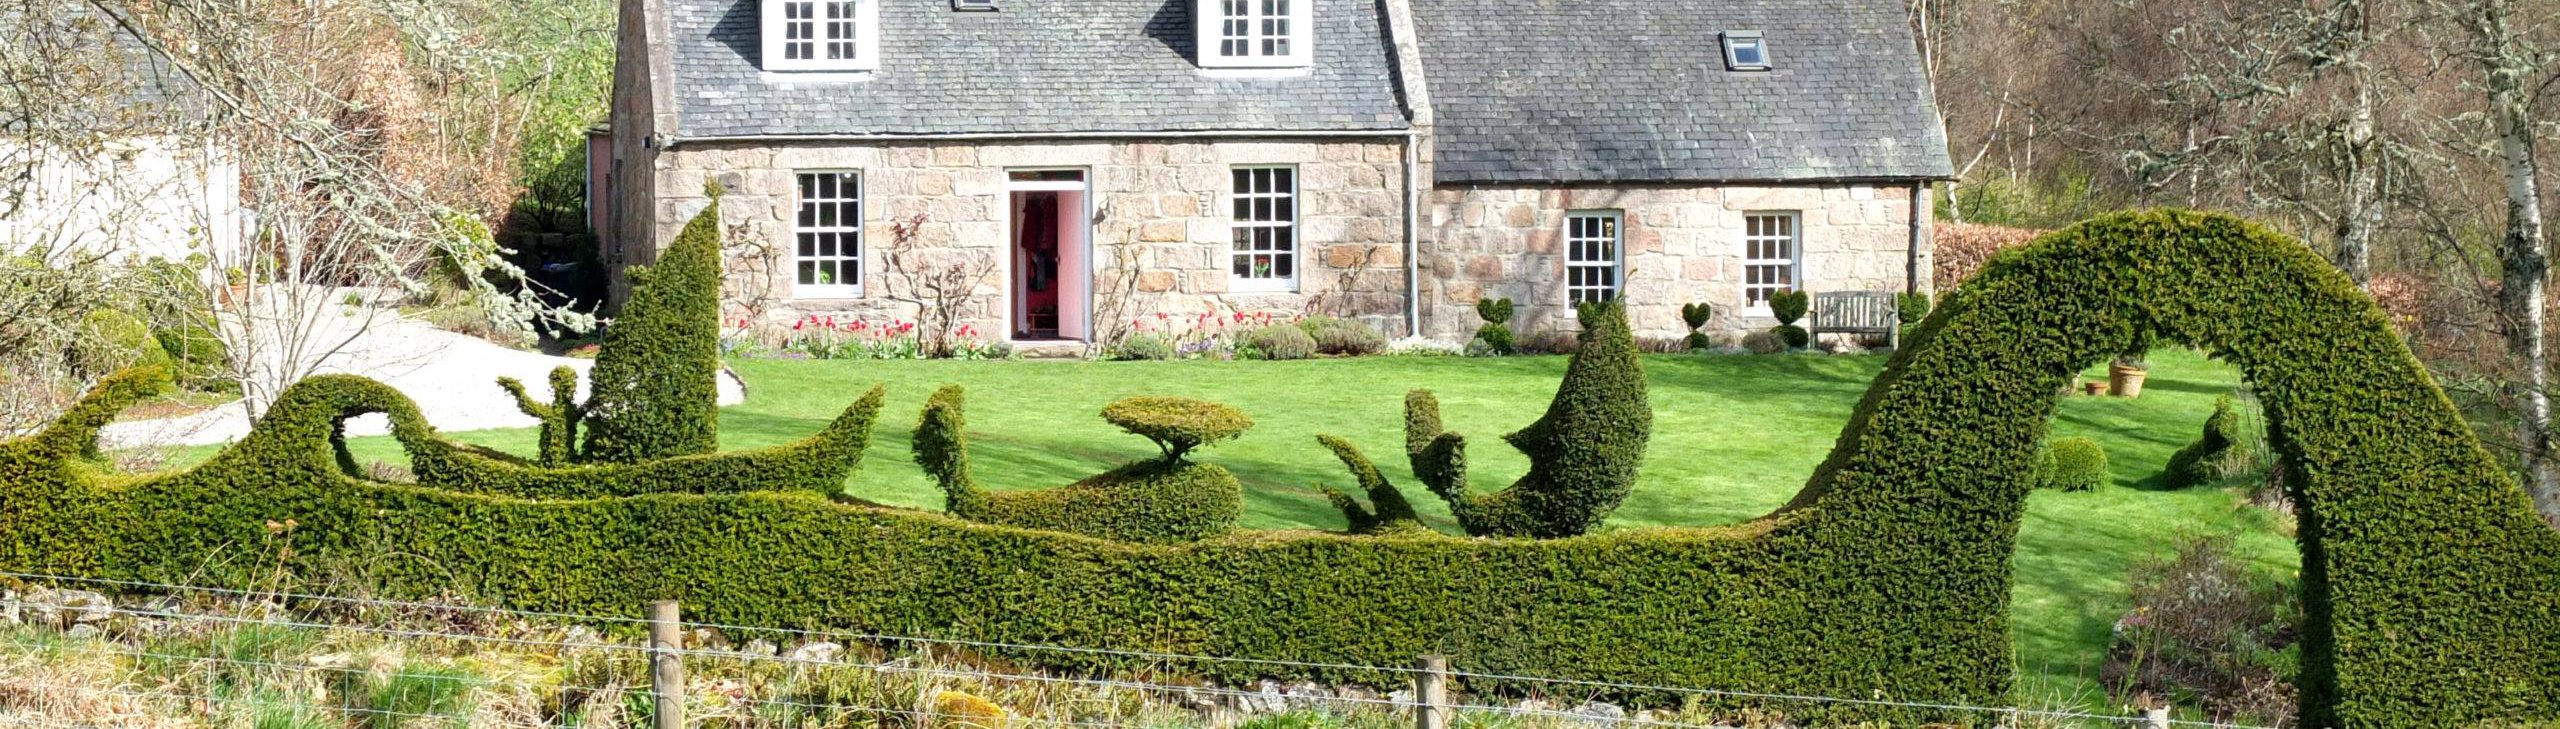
[242,349,2297,709]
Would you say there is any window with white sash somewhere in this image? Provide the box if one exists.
[1742,212,1799,309]
[1198,0,1313,68]
[794,171,863,297]
[1565,211,1623,305]
[1229,166,1298,290]
[763,0,879,72]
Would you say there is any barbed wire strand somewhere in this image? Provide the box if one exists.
[3,573,2271,728]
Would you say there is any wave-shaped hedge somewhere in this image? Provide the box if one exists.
[2,210,2553,726]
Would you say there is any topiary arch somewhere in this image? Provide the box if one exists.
[1795,209,2559,726]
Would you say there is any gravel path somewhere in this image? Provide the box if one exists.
[100,315,744,449]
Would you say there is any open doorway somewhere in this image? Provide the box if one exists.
[1008,170,1090,342]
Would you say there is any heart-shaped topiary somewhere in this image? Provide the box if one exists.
[1681,303,1714,330]
[1476,298,1515,325]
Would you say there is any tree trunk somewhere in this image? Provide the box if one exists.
[2335,31,2381,287]
[2479,0,2560,520]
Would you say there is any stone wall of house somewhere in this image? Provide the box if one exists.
[1418,184,1919,344]
[645,139,1411,342]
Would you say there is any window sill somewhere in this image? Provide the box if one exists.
[759,70,877,84]
[792,287,865,302]
[1226,280,1300,295]
[1197,66,1312,80]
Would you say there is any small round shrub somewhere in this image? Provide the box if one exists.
[73,309,173,378]
[1741,330,1787,355]
[2041,437,2110,491]
[1767,290,1810,325]
[1242,324,1317,361]
[1109,332,1177,361]
[1101,396,1253,460]
[933,690,1009,728]
[1773,324,1811,350]
[1297,315,1386,356]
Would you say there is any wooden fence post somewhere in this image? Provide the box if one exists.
[649,600,684,729]
[1413,655,1449,729]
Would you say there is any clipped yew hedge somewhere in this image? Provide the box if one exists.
[1791,210,2558,726]
[581,198,726,463]
[404,385,886,500]
[1412,300,1651,538]
[3,210,2554,727]
[918,386,1243,544]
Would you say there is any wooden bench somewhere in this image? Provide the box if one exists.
[1809,290,1900,349]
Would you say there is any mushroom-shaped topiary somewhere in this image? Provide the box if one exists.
[1102,397,1253,461]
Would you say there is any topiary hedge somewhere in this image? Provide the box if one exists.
[917,387,1242,544]
[1099,397,1252,461]
[403,385,886,501]
[1471,298,1516,355]
[6,211,2555,727]
[1408,300,1651,538]
[1773,210,2558,726]
[2163,395,2246,489]
[580,198,726,463]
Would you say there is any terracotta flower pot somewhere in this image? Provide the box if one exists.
[2082,381,2106,397]
[2109,363,2148,398]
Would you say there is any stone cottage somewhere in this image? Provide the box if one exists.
[595,0,1951,347]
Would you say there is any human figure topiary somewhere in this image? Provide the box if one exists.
[1473,298,1517,355]
[1768,290,1810,350]
[498,367,586,466]
[580,195,726,463]
[2163,396,2244,488]
[1681,303,1715,351]
[1406,300,1652,538]
[917,387,1246,543]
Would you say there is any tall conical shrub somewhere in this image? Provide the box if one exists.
[581,198,725,463]
[1410,300,1652,537]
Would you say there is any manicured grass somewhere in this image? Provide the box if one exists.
[238,349,2297,708]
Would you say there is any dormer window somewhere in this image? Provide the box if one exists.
[763,0,880,72]
[1722,31,1769,71]
[1198,0,1312,69]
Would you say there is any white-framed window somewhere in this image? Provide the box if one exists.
[1722,30,1770,71]
[762,0,880,72]
[1742,212,1799,310]
[1229,166,1298,291]
[1197,0,1313,68]
[794,171,863,298]
[1565,211,1623,305]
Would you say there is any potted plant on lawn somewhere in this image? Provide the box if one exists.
[2109,331,2152,398]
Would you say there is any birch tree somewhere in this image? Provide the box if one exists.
[2448,0,2558,519]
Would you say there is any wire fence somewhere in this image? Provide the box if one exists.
[0,571,2272,729]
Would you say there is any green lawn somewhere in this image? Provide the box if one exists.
[285,349,2298,709]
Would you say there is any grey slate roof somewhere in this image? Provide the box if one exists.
[665,0,1412,138]
[1408,0,1953,184]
